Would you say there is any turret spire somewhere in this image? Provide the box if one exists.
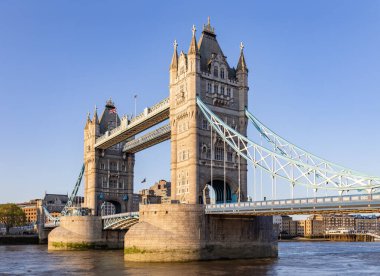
[237,41,248,72]
[203,16,215,34]
[170,39,178,70]
[188,24,199,55]
[92,105,99,124]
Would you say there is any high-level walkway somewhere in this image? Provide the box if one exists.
[94,98,169,149]
[123,124,170,153]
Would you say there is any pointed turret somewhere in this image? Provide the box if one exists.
[170,40,178,70]
[236,42,248,73]
[92,105,99,124]
[188,25,199,56]
[86,111,91,126]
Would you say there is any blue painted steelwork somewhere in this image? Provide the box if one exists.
[245,109,367,177]
[42,206,60,227]
[61,164,85,216]
[205,193,380,215]
[197,97,380,194]
[42,164,85,227]
[102,212,139,230]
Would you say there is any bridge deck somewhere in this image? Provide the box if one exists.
[95,98,169,149]
[123,124,170,153]
[205,194,380,216]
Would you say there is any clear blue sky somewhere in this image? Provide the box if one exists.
[0,0,379,203]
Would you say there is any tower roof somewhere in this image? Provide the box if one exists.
[99,98,120,134]
[198,18,233,76]
[105,97,115,109]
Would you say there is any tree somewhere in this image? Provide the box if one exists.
[0,204,26,235]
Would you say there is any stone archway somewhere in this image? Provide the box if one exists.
[207,180,232,203]
[98,197,124,216]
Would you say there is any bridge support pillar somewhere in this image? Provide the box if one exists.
[124,204,277,262]
[48,216,125,250]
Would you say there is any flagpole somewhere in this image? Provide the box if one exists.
[134,95,137,118]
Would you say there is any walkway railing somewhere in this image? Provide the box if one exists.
[102,212,139,230]
[95,97,170,149]
[205,193,380,215]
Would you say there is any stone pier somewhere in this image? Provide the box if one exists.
[48,216,125,250]
[124,204,277,262]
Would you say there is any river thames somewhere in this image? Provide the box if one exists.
[1,242,380,275]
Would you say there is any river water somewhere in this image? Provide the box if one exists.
[1,242,380,275]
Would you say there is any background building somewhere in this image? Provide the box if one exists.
[17,199,39,224]
[275,214,380,238]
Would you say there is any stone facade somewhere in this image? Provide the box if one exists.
[169,20,248,204]
[84,99,135,215]
[124,204,277,262]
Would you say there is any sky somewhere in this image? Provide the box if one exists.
[0,0,379,203]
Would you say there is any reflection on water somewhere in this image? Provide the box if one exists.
[1,242,380,275]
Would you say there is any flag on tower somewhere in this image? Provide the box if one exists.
[109,107,117,114]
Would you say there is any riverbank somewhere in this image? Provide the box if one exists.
[279,237,330,242]
[279,235,378,242]
[0,235,39,245]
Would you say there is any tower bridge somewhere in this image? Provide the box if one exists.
[47,19,380,262]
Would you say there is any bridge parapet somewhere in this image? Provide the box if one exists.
[205,193,380,215]
[132,97,170,122]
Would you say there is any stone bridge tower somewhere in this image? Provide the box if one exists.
[169,19,249,204]
[84,99,135,215]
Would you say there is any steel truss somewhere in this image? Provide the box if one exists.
[245,109,368,176]
[197,97,380,194]
[61,164,85,216]
[102,212,139,230]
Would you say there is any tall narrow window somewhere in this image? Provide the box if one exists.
[215,146,224,161]
[202,118,209,130]
[220,68,225,79]
[221,86,225,95]
[110,162,117,171]
[227,152,233,162]
[206,148,211,159]
[214,84,219,94]
[214,66,219,77]
[207,83,212,93]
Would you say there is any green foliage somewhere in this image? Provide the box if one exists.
[0,204,26,234]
